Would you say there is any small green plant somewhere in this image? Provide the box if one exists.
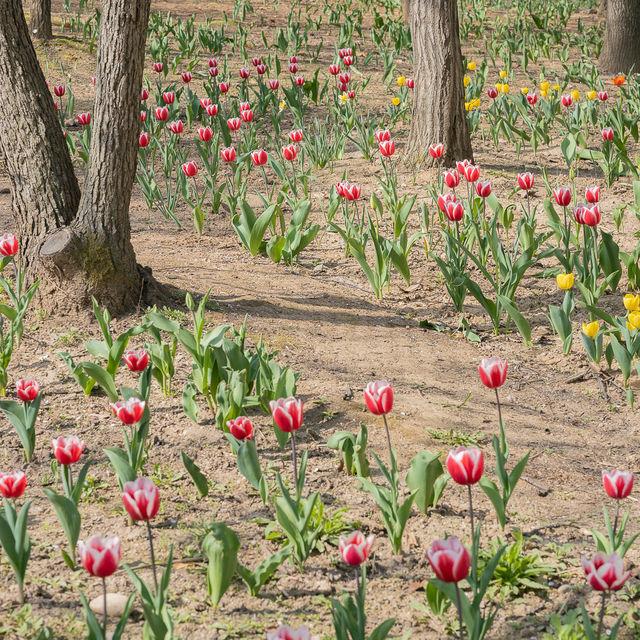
[542,609,587,640]
[327,423,370,477]
[428,428,483,448]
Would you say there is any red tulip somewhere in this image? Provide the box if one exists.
[181,71,192,83]
[339,531,375,566]
[219,81,230,93]
[601,127,614,141]
[338,48,351,59]
[139,132,150,147]
[169,120,184,135]
[0,233,18,257]
[456,159,471,175]
[162,91,175,104]
[342,182,361,201]
[582,552,630,591]
[269,397,303,433]
[289,55,299,64]
[282,143,297,161]
[348,90,356,99]
[227,117,241,131]
[0,471,26,499]
[226,416,254,440]
[517,172,534,190]
[478,356,507,388]
[427,537,471,583]
[206,104,218,117]
[77,112,91,125]
[526,92,538,105]
[582,204,600,227]
[574,205,585,225]
[153,62,164,73]
[256,64,267,75]
[209,66,219,78]
[200,97,212,109]
[267,626,310,640]
[121,477,160,521]
[294,76,305,86]
[379,140,395,157]
[239,101,251,112]
[182,161,198,177]
[364,380,393,415]
[251,57,262,67]
[429,143,444,159]
[438,192,457,213]
[198,126,213,142]
[289,63,299,74]
[79,535,121,578]
[339,72,351,85]
[603,470,634,500]
[52,436,85,466]
[209,58,218,68]
[553,187,572,207]
[463,164,479,183]
[16,379,40,402]
[268,78,280,90]
[239,67,250,79]
[597,91,608,101]
[445,200,464,222]
[329,64,340,75]
[251,149,268,166]
[141,88,149,101]
[561,94,572,107]
[240,109,254,122]
[289,129,303,143]
[446,446,484,485]
[487,87,498,99]
[585,185,600,204]
[343,56,354,66]
[154,106,169,121]
[375,129,391,143]
[140,110,147,122]
[475,180,492,198]
[110,398,145,424]
[406,78,414,88]
[53,84,66,97]
[221,146,236,162]
[123,349,149,372]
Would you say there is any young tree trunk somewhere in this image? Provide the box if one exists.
[29,0,52,39]
[0,0,153,315]
[406,0,473,166]
[600,0,640,73]
[402,0,411,23]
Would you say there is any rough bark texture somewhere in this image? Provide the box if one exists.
[406,0,473,166]
[0,0,153,315]
[29,0,52,39]
[0,0,79,269]
[600,0,640,73]
[402,0,411,24]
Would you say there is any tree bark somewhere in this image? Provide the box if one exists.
[0,0,152,315]
[406,0,473,166]
[402,0,411,24]
[600,0,640,74]
[29,0,52,40]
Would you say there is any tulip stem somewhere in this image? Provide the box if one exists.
[467,485,477,590]
[494,388,504,448]
[381,414,394,471]
[454,582,465,640]
[290,432,299,495]
[102,577,107,636]
[613,500,620,540]
[146,520,159,594]
[596,590,607,640]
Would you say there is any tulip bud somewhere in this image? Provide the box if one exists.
[601,127,614,141]
[256,64,267,75]
[526,92,538,105]
[221,146,236,162]
[0,233,19,257]
[475,180,492,198]
[585,185,600,204]
[624,294,640,312]
[53,84,66,97]
[597,91,608,101]
[288,129,303,143]
[16,379,40,402]
[553,187,572,207]
[561,94,572,107]
[219,81,230,93]
[602,470,634,500]
[379,140,395,157]
[289,63,298,74]
[141,88,149,101]
[153,61,164,73]
[209,58,218,68]
[110,398,146,424]
[478,356,507,388]
[79,535,121,578]
[268,78,280,90]
[123,349,149,372]
[329,64,340,75]
[77,112,91,125]
[239,67,250,79]
[181,71,192,83]
[282,143,297,161]
[251,149,268,166]
[154,106,169,121]
[140,110,147,122]
[427,537,471,583]
[429,143,444,159]
[162,91,175,104]
[438,192,457,213]
[445,200,464,222]
[463,164,480,183]
[294,76,305,86]
[52,436,85,465]
[269,397,303,433]
[169,120,184,135]
[406,78,414,88]
[582,552,630,592]
[227,117,241,131]
[251,57,262,67]
[487,87,498,99]
[0,471,26,499]
[582,321,599,338]
[582,204,600,227]
[200,97,212,109]
[517,172,534,190]
[227,416,254,440]
[121,477,160,521]
[556,273,574,290]
[209,66,219,78]
[198,126,214,142]
[206,104,218,117]
[339,531,375,566]
[375,129,391,143]
[364,380,393,415]
[182,161,198,177]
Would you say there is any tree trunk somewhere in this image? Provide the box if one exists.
[600,0,640,74]
[406,0,473,166]
[0,0,152,315]
[29,0,52,40]
[402,0,411,24]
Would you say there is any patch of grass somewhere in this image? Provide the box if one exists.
[54,327,86,347]
[145,304,190,324]
[427,427,484,447]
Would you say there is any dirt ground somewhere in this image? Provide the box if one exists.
[1,1,640,639]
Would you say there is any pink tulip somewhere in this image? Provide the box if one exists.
[269,397,303,433]
[267,626,310,640]
[79,535,121,578]
[0,234,18,257]
[339,531,375,566]
[364,380,393,415]
[52,436,85,466]
[121,477,160,521]
[16,379,40,402]
[226,416,254,440]
[110,398,145,424]
[0,471,26,499]
[478,356,507,388]
[123,349,149,372]
[603,470,634,500]
[446,446,484,485]
[427,537,471,583]
[582,552,630,591]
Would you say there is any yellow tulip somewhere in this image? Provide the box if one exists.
[391,97,400,106]
[627,311,640,331]
[521,87,529,95]
[553,84,561,91]
[471,98,481,108]
[587,90,597,100]
[582,321,599,339]
[340,94,349,103]
[556,273,574,290]
[465,101,472,111]
[500,70,507,79]
[541,89,549,98]
[495,82,503,91]
[501,84,510,94]
[541,80,550,92]
[571,89,580,100]
[463,76,471,87]
[279,101,286,110]
[397,76,406,87]
[624,294,640,312]
[467,61,476,71]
